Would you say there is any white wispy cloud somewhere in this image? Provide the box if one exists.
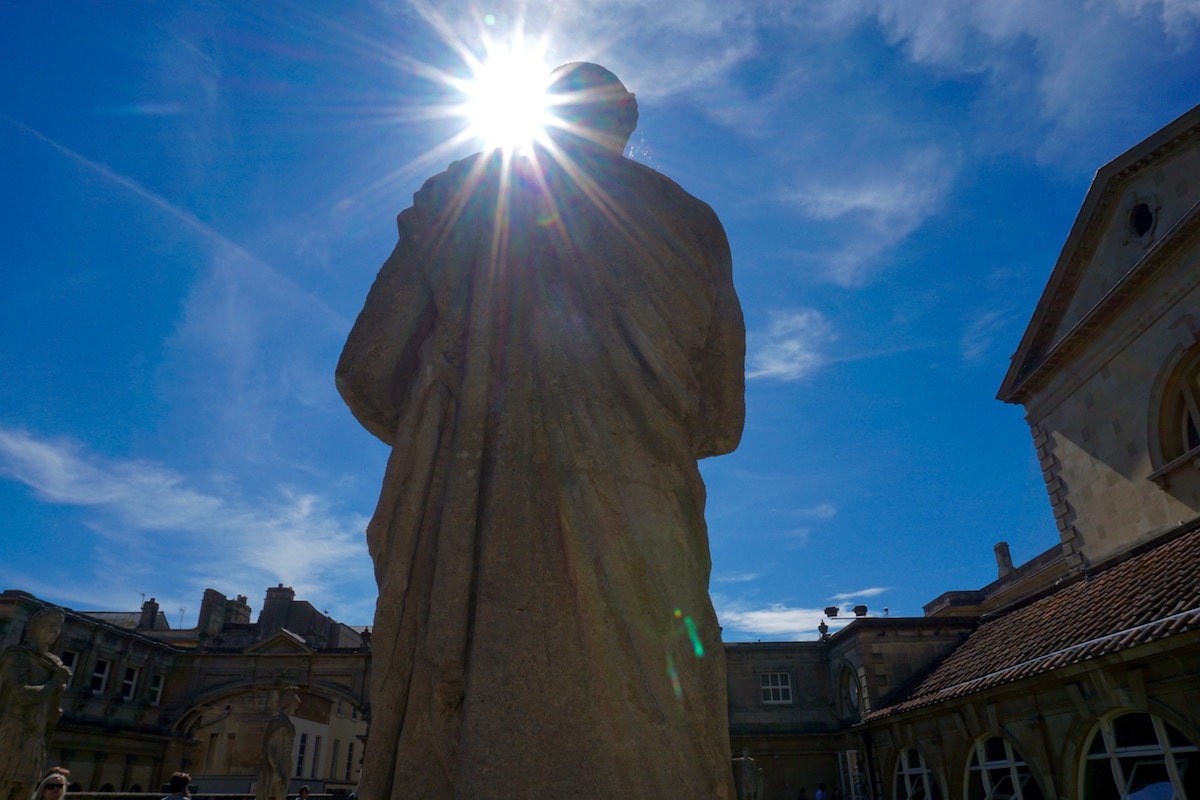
[778,527,811,549]
[1117,0,1200,42]
[854,0,1200,162]
[716,598,855,640]
[960,308,1014,362]
[714,571,761,583]
[829,587,890,602]
[798,502,838,520]
[716,587,890,638]
[717,601,828,639]
[784,147,959,286]
[746,308,836,381]
[0,427,372,616]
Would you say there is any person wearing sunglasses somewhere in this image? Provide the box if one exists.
[32,767,70,800]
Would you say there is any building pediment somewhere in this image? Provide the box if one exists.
[998,104,1200,405]
[243,628,312,655]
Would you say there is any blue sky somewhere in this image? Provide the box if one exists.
[2,0,1199,639]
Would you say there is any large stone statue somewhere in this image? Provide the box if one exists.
[0,608,70,800]
[256,690,299,800]
[337,61,745,799]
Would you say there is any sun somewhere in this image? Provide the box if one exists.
[458,42,555,152]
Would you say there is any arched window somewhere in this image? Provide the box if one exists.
[840,666,863,720]
[895,748,943,800]
[1081,712,1200,799]
[1155,344,1200,466]
[966,736,1045,800]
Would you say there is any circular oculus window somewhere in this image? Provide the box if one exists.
[1129,202,1154,238]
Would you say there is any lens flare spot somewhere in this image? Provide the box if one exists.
[666,654,683,702]
[483,13,496,25]
[684,616,705,658]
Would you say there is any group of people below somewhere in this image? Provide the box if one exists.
[21,770,325,800]
[23,768,185,800]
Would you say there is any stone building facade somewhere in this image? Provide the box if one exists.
[0,586,368,794]
[725,103,1200,799]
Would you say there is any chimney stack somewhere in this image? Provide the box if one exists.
[138,597,160,629]
[197,589,229,636]
[259,584,296,635]
[994,542,1015,578]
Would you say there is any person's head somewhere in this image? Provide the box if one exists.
[35,768,69,800]
[546,62,637,154]
[168,772,191,795]
[26,607,65,654]
[299,787,310,798]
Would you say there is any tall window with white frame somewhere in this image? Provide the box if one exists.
[760,672,792,704]
[120,666,140,701]
[966,736,1044,800]
[895,748,943,800]
[311,736,323,779]
[1081,712,1199,799]
[148,674,164,706]
[296,732,308,778]
[90,658,111,694]
[345,742,355,781]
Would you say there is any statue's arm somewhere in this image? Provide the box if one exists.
[336,206,437,444]
[694,212,746,459]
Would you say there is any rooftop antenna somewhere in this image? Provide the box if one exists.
[178,607,186,628]
[138,590,146,604]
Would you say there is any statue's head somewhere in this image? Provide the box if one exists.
[26,607,65,653]
[546,62,638,154]
[279,687,301,714]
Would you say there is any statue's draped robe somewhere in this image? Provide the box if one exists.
[256,713,295,800]
[337,146,745,799]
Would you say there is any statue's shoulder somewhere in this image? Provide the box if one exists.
[623,159,717,215]
[395,151,498,235]
[412,151,497,209]
[619,158,725,237]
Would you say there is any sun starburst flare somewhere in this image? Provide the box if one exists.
[456,43,556,152]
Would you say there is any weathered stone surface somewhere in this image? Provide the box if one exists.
[0,608,69,800]
[337,63,744,799]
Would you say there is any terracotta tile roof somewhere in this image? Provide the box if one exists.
[865,526,1200,721]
